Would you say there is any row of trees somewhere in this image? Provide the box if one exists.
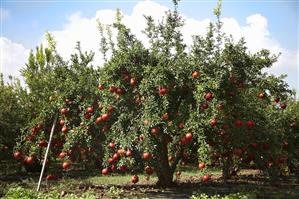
[1,0,298,187]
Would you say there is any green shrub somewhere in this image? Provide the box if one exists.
[40,191,61,199]
[5,187,37,199]
[4,187,98,199]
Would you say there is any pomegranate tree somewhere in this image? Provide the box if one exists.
[14,39,104,172]
[95,2,296,186]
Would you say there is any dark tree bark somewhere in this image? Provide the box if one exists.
[222,157,231,183]
[155,134,181,187]
[154,92,184,187]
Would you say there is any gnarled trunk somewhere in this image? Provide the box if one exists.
[222,157,231,183]
[155,134,181,187]
[156,164,174,187]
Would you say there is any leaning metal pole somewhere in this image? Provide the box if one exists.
[36,112,58,192]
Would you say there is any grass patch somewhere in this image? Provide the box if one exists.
[1,165,298,199]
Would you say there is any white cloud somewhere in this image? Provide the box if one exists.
[0,37,29,84]
[270,49,299,95]
[43,1,210,66]
[219,14,298,96]
[42,1,170,66]
[181,17,211,46]
[46,11,104,66]
[123,0,169,47]
[0,8,10,21]
[2,0,298,95]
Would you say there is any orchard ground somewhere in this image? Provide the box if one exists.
[1,162,299,198]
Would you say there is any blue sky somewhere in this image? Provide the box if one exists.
[0,0,298,95]
[2,0,298,49]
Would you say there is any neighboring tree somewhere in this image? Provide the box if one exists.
[263,98,299,179]
[15,34,103,171]
[188,1,296,181]
[0,74,30,160]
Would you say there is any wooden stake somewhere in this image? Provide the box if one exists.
[36,113,58,192]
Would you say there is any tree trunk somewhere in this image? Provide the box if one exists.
[222,158,231,183]
[156,164,174,188]
[91,125,104,168]
[155,134,179,187]
[267,166,279,184]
